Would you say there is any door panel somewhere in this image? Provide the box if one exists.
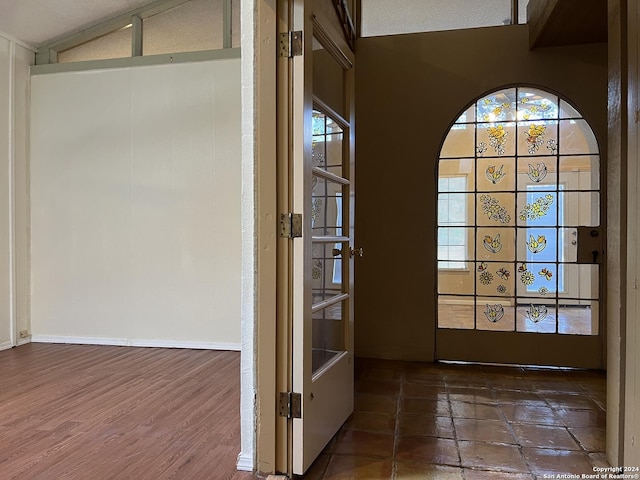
[282,0,356,475]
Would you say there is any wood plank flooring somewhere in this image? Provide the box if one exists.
[0,343,259,480]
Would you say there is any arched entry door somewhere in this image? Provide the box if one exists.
[436,86,603,368]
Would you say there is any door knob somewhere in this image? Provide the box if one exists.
[350,247,364,258]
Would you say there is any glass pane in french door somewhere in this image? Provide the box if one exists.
[311,108,348,374]
[436,87,600,336]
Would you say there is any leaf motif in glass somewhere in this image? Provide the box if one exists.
[526,304,548,323]
[527,162,548,183]
[526,234,547,254]
[484,304,504,323]
[482,234,502,253]
[485,164,505,184]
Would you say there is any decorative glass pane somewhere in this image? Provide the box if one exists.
[476,298,514,331]
[438,269,473,295]
[558,300,598,335]
[515,262,557,297]
[559,264,599,300]
[438,296,474,329]
[476,193,514,226]
[476,261,515,297]
[477,123,516,157]
[517,121,558,156]
[559,155,599,190]
[559,99,582,119]
[516,303,556,333]
[441,124,475,158]
[477,89,517,122]
[456,105,476,124]
[559,119,599,154]
[559,192,599,227]
[517,156,557,189]
[437,86,600,337]
[476,227,515,262]
[516,191,557,227]
[477,157,515,192]
[517,89,559,121]
[517,227,557,262]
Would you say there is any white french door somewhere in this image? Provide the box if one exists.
[278,0,356,475]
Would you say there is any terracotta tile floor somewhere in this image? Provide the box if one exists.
[301,358,607,479]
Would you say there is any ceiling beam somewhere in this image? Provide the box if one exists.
[528,0,607,49]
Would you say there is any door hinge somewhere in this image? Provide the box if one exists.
[280,213,302,238]
[278,392,302,418]
[279,31,303,57]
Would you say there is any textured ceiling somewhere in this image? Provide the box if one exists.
[0,0,155,46]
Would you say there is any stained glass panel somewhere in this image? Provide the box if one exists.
[517,89,559,121]
[516,303,556,333]
[476,298,515,331]
[517,156,557,189]
[438,296,474,329]
[559,192,599,227]
[517,121,558,157]
[477,157,515,192]
[437,86,600,337]
[476,193,515,226]
[476,123,516,157]
[559,155,599,190]
[441,124,475,158]
[476,227,515,262]
[559,119,599,154]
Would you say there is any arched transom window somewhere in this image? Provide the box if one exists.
[437,86,600,335]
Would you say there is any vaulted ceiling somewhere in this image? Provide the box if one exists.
[0,0,608,50]
[0,0,155,46]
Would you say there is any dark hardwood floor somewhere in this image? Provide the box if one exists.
[0,343,259,480]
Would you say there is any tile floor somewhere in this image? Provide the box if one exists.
[300,358,607,479]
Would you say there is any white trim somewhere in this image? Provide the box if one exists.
[238,0,256,472]
[236,452,254,472]
[0,30,37,52]
[0,340,12,351]
[8,39,16,347]
[16,336,31,346]
[30,335,241,351]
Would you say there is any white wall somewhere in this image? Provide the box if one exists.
[30,58,242,349]
[0,32,34,351]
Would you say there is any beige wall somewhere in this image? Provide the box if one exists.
[30,58,242,349]
[354,25,607,361]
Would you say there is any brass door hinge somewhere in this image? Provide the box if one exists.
[278,392,302,418]
[280,213,302,238]
[279,31,303,57]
